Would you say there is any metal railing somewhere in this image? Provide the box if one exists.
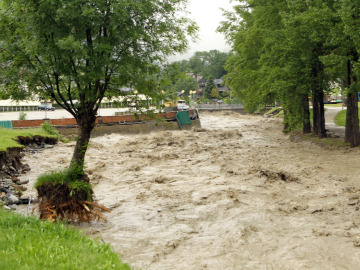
[194,103,244,110]
[0,106,39,112]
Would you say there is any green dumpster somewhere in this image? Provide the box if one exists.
[176,111,191,130]
[0,121,13,129]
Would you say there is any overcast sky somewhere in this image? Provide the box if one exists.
[169,0,235,62]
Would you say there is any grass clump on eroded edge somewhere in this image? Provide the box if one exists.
[0,209,131,270]
[34,168,92,201]
[0,126,58,152]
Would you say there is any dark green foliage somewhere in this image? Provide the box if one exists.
[188,50,231,79]
[219,0,359,138]
[204,75,216,99]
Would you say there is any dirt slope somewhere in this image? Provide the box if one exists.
[21,111,360,269]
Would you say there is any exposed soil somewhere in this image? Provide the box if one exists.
[20,111,360,269]
[0,147,26,177]
[37,182,96,222]
[0,135,57,178]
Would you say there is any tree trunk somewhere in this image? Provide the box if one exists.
[283,109,289,132]
[71,112,97,172]
[344,59,360,147]
[312,89,319,136]
[311,59,326,138]
[345,91,360,147]
[302,94,311,134]
[318,90,326,137]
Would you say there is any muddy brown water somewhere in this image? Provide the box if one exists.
[20,111,360,269]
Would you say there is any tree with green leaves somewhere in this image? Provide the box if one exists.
[171,76,198,95]
[204,75,216,99]
[188,50,230,79]
[0,0,197,220]
[211,88,220,99]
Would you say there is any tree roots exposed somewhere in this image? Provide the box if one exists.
[37,183,110,223]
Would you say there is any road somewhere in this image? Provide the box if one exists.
[324,106,345,137]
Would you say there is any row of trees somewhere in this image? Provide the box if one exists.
[219,0,360,147]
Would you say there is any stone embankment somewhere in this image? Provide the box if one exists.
[0,136,56,210]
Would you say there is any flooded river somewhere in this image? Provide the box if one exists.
[21,111,360,269]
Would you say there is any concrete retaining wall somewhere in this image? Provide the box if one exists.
[12,110,201,138]
[58,119,201,139]
[12,111,180,128]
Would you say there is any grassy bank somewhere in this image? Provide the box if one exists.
[0,210,130,270]
[0,127,58,152]
[324,102,360,108]
[334,110,360,127]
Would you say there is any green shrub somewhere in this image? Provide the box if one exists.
[256,104,266,114]
[41,121,59,137]
[18,112,27,120]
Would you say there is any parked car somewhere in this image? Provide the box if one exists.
[38,104,55,111]
[177,100,189,111]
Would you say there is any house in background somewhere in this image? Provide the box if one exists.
[214,78,230,95]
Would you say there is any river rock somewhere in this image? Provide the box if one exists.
[11,177,21,183]
[9,204,17,210]
[18,179,29,185]
[12,184,27,192]
[7,194,20,204]
[43,144,54,149]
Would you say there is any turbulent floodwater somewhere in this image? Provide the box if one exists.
[21,111,360,269]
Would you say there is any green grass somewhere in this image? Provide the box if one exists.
[334,110,360,127]
[324,102,360,108]
[0,127,58,152]
[265,107,281,115]
[35,168,93,201]
[324,103,344,107]
[0,210,131,270]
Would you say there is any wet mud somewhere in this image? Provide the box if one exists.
[21,111,360,269]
